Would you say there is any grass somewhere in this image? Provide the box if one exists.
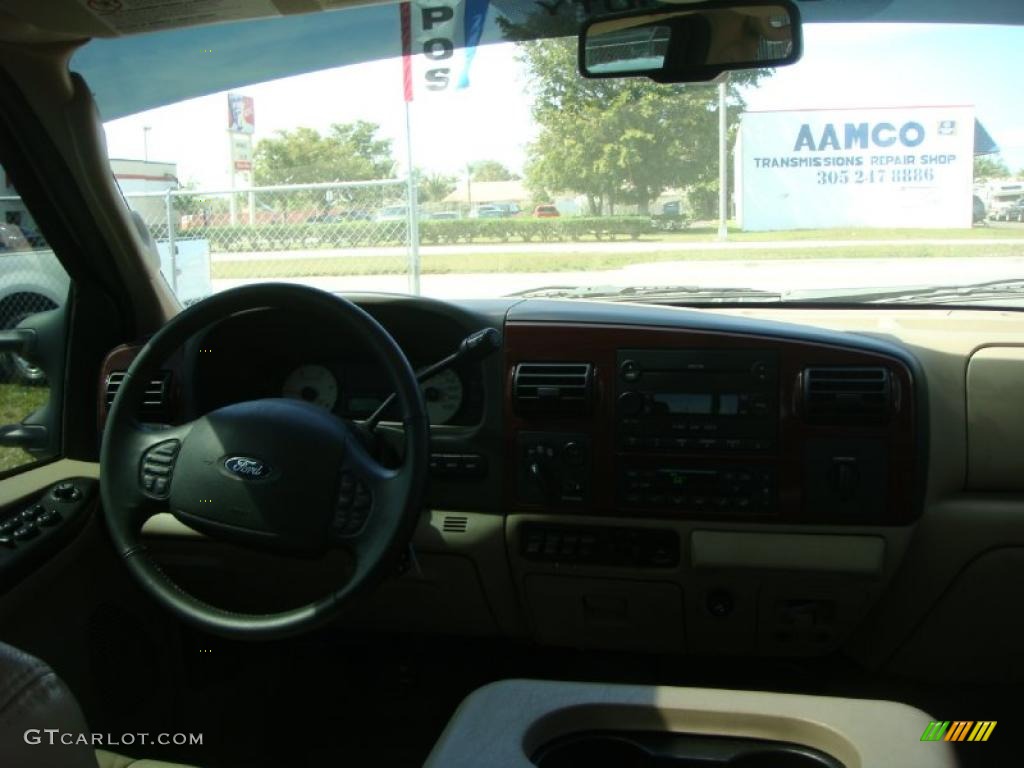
[213,242,1024,280]
[665,224,1024,242]
[0,382,49,472]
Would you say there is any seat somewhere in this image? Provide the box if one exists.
[0,641,196,768]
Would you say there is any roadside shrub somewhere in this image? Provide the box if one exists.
[185,216,663,251]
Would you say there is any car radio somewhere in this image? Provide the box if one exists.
[616,349,779,453]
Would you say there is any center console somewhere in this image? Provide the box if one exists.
[503,318,923,657]
[426,680,955,768]
[507,323,921,526]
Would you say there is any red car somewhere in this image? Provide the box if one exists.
[533,204,560,218]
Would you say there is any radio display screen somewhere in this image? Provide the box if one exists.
[653,393,713,414]
[652,393,744,416]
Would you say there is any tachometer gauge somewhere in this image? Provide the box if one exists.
[422,369,464,425]
[282,364,339,410]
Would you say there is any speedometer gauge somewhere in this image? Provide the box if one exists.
[282,364,339,410]
[422,369,463,424]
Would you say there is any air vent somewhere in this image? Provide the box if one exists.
[105,370,172,421]
[441,514,469,534]
[801,366,893,422]
[513,362,594,415]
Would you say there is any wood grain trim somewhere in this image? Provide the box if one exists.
[504,321,919,525]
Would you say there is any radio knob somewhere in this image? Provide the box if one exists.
[618,391,645,416]
[620,359,641,382]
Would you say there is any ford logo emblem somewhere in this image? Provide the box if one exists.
[224,456,272,479]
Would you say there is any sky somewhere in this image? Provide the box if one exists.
[90,22,1024,190]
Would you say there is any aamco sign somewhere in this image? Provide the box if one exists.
[736,106,975,231]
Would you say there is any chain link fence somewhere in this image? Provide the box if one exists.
[124,178,420,304]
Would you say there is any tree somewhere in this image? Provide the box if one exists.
[974,155,1011,182]
[470,160,519,182]
[253,120,396,187]
[419,172,457,202]
[515,37,766,215]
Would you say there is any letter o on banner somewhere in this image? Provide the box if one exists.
[423,38,454,60]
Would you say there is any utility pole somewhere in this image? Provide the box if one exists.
[143,126,152,162]
[717,79,728,241]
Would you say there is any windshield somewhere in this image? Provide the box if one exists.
[71,2,1024,307]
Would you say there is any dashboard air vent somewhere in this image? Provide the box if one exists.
[105,371,172,421]
[513,362,594,415]
[441,514,469,534]
[801,366,893,422]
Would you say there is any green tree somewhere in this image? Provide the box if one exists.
[516,37,766,215]
[470,160,520,182]
[419,172,457,202]
[253,121,396,186]
[974,155,1011,182]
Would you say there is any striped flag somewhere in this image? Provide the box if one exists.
[400,0,490,101]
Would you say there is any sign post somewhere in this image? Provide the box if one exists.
[227,93,255,226]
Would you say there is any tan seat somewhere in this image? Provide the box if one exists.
[96,750,196,768]
[0,641,197,768]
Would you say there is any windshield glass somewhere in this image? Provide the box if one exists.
[71,3,1024,306]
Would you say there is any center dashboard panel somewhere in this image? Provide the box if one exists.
[505,322,922,527]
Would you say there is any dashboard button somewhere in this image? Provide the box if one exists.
[620,359,641,382]
[13,524,38,541]
[461,454,485,476]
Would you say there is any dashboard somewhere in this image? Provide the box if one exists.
[99,293,966,664]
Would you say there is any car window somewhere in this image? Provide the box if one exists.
[72,13,1024,308]
[0,163,69,474]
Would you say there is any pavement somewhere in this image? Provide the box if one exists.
[212,254,1024,301]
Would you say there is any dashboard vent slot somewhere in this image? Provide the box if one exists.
[105,370,172,421]
[513,362,594,415]
[801,366,893,422]
[441,515,469,534]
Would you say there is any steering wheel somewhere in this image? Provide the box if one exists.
[100,284,429,640]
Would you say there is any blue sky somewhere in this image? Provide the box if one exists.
[79,21,1024,188]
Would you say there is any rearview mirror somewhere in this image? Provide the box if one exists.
[579,1,801,83]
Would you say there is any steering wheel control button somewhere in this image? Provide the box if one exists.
[333,470,373,538]
[140,439,181,499]
[13,524,39,542]
[51,482,82,503]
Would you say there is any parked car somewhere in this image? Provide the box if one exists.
[990,199,1024,221]
[307,209,374,224]
[474,205,506,219]
[533,204,560,218]
[430,211,460,220]
[1003,199,1024,223]
[0,223,32,252]
[972,195,987,224]
[374,205,408,222]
